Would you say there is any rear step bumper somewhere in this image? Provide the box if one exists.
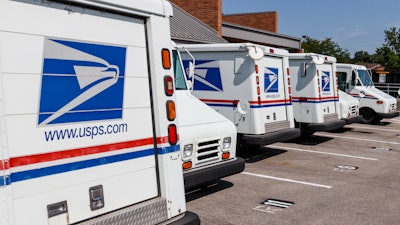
[305,119,346,132]
[342,115,362,124]
[183,157,245,190]
[377,111,399,119]
[241,128,301,145]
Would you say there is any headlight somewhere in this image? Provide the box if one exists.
[222,137,231,150]
[183,144,193,158]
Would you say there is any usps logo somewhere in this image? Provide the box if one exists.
[321,71,330,92]
[264,67,279,93]
[182,60,223,91]
[38,38,126,126]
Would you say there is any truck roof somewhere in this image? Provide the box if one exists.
[177,42,289,57]
[289,53,337,63]
[67,0,172,17]
[336,63,367,70]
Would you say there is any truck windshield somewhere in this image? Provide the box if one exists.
[172,50,188,90]
[357,69,373,86]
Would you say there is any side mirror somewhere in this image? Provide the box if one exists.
[187,61,195,79]
[236,99,250,115]
[248,46,264,60]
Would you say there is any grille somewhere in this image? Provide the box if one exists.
[196,139,220,164]
[264,120,291,133]
[324,113,339,122]
[390,103,397,112]
[349,105,358,117]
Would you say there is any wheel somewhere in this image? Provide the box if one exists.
[360,108,377,124]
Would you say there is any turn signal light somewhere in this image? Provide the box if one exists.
[377,100,383,105]
[222,152,230,159]
[182,161,192,170]
[161,49,171,69]
[166,101,176,121]
[255,65,259,74]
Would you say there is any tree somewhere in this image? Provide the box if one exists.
[301,36,352,63]
[353,51,376,63]
[375,27,400,71]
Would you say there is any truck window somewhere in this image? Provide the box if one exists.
[337,71,347,91]
[357,69,373,86]
[173,50,188,90]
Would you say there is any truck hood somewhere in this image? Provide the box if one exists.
[355,86,396,104]
[338,90,359,106]
[175,90,233,127]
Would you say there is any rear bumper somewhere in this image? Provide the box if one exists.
[305,119,346,132]
[377,111,399,119]
[342,115,362,124]
[183,157,245,190]
[168,211,200,225]
[241,128,301,145]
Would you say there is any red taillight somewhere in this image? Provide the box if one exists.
[161,49,171,69]
[256,76,260,84]
[269,48,274,54]
[168,124,178,145]
[164,75,174,96]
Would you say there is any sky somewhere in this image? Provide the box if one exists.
[223,0,400,56]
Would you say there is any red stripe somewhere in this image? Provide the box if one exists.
[9,137,167,168]
[250,99,289,104]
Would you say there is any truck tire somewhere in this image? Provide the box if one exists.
[360,108,377,124]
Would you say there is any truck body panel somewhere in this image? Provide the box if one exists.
[289,53,345,133]
[337,63,399,123]
[178,43,300,147]
[172,49,244,190]
[0,0,199,224]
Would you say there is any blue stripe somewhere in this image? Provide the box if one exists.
[2,145,179,185]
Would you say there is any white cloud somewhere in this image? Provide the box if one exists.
[346,28,368,38]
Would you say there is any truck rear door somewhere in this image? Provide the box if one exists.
[258,56,291,132]
[318,63,339,116]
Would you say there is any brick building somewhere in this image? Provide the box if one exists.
[169,0,301,51]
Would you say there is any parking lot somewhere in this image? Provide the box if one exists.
[186,118,400,225]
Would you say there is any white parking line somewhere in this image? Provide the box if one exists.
[321,133,400,145]
[242,172,332,189]
[347,124,400,133]
[269,145,378,161]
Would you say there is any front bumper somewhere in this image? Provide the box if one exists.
[183,157,245,190]
[377,111,399,119]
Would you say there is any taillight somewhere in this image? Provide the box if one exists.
[164,75,174,96]
[256,76,260,84]
[166,100,176,121]
[161,49,171,69]
[168,124,178,145]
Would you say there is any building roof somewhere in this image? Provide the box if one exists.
[170,3,228,44]
[222,22,301,51]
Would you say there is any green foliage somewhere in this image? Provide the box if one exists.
[301,36,352,63]
[375,27,400,71]
[353,51,377,64]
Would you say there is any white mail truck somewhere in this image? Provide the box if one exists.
[338,90,362,124]
[336,63,399,124]
[288,53,345,135]
[172,47,245,190]
[178,43,300,149]
[0,0,199,224]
